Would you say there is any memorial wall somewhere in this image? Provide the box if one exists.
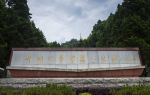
[10,50,141,70]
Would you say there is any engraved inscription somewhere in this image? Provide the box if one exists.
[70,55,76,64]
[80,54,85,63]
[24,55,32,63]
[59,54,64,63]
[90,56,96,63]
[125,56,133,63]
[101,56,107,63]
[37,56,43,64]
[111,55,118,63]
[48,56,55,64]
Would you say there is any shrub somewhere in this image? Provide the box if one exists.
[112,85,150,95]
[75,87,112,95]
[79,92,92,95]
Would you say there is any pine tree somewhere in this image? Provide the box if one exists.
[7,0,31,20]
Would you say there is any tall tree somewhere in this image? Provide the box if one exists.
[0,0,47,77]
[7,0,31,20]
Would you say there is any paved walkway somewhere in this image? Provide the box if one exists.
[0,77,150,88]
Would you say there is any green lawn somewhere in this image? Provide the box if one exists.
[112,85,150,95]
[0,85,150,95]
[0,84,76,95]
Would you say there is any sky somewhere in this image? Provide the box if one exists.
[28,0,123,43]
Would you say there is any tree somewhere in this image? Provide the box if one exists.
[61,39,79,48]
[48,41,61,48]
[7,0,31,20]
[0,0,47,75]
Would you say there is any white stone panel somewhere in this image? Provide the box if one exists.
[10,50,142,70]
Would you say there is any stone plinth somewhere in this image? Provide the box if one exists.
[0,77,150,88]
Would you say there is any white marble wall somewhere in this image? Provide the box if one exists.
[10,50,141,69]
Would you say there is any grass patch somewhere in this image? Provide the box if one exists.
[1,85,150,95]
[0,84,76,95]
[112,85,150,95]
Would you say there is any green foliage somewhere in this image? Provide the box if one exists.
[0,0,47,74]
[0,84,76,95]
[112,85,150,95]
[48,41,61,48]
[61,38,88,48]
[84,0,150,74]
[7,0,31,20]
[79,92,92,95]
[61,39,80,48]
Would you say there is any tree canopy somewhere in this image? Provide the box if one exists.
[0,0,47,74]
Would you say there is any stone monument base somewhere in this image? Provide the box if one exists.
[7,66,144,78]
[0,77,150,88]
